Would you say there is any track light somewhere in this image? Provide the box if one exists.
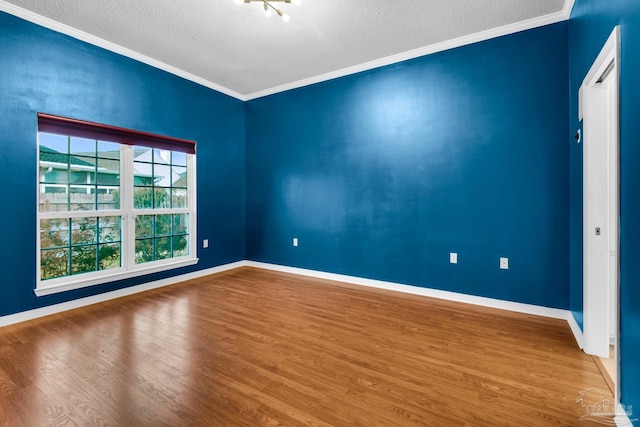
[235,0,299,22]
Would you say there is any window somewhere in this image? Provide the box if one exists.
[36,113,197,296]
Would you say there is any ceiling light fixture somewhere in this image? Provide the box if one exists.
[234,0,300,22]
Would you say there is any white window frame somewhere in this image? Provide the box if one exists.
[35,134,198,297]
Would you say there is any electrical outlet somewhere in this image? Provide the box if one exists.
[203,239,209,248]
[500,257,509,270]
[293,238,298,247]
[450,252,457,264]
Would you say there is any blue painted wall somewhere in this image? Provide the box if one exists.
[569,0,640,420]
[0,12,246,316]
[246,23,570,309]
[8,4,638,421]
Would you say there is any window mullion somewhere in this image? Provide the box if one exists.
[121,145,135,270]
[134,208,190,216]
[39,210,122,220]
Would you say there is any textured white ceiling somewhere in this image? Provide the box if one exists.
[0,0,569,99]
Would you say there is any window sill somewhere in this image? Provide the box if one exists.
[34,257,199,297]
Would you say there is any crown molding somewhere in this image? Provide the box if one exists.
[0,1,247,101]
[1,0,575,102]
[245,9,570,100]
[563,0,576,19]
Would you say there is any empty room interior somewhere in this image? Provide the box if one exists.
[1,0,639,425]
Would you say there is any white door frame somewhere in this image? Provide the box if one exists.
[581,26,620,371]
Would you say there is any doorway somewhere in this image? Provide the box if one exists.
[581,27,620,396]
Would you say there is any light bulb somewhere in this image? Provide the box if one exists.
[292,0,301,5]
[264,8,272,17]
[282,13,290,22]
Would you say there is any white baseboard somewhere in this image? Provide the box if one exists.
[0,260,245,328]
[615,405,635,427]
[0,258,628,424]
[566,311,584,349]
[1,259,585,352]
[245,261,571,320]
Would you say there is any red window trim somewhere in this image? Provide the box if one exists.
[37,113,196,155]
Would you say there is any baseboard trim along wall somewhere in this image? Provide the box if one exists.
[566,311,585,349]
[2,258,622,421]
[0,261,245,328]
[615,408,634,427]
[246,260,571,319]
[1,260,582,349]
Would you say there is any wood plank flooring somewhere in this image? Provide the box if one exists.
[0,267,613,426]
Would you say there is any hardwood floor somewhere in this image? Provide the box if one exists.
[0,267,612,426]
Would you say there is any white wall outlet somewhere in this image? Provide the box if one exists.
[450,252,457,264]
[293,238,298,247]
[203,239,209,248]
[500,257,509,270]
